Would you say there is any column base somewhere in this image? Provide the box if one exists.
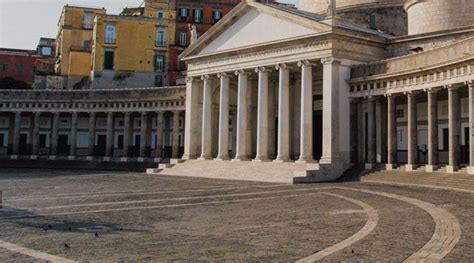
[425,164,438,173]
[365,163,375,170]
[446,165,458,174]
[182,154,198,160]
[103,157,112,162]
[154,158,162,163]
[467,166,474,175]
[48,155,57,160]
[67,156,76,161]
[319,156,341,165]
[137,157,146,163]
[10,155,18,160]
[214,155,230,161]
[198,156,213,161]
[120,157,129,162]
[273,156,291,163]
[232,156,249,162]
[296,159,316,164]
[30,155,38,160]
[86,156,94,161]
[385,163,397,170]
[253,156,270,162]
[405,164,417,172]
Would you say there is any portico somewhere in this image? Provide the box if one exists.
[176,0,390,182]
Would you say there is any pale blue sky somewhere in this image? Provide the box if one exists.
[0,0,299,50]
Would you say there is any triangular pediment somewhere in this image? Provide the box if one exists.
[182,2,332,59]
[200,9,318,55]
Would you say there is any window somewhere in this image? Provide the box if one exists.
[213,10,222,23]
[179,8,188,21]
[105,24,116,44]
[157,11,164,19]
[155,75,163,87]
[41,47,52,56]
[155,28,166,47]
[104,50,115,70]
[77,132,89,148]
[16,64,24,73]
[40,134,47,148]
[0,133,4,147]
[117,134,124,149]
[178,59,186,71]
[155,54,165,72]
[84,12,94,29]
[194,9,203,23]
[179,31,187,46]
[369,14,376,30]
[0,64,7,72]
[396,109,404,118]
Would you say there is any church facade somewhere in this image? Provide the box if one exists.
[166,0,474,182]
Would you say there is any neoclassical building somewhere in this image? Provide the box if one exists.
[0,87,186,163]
[154,0,474,183]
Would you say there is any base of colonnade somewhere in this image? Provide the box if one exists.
[146,159,352,184]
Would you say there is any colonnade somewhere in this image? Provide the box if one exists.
[184,57,343,165]
[4,110,184,160]
[362,81,474,174]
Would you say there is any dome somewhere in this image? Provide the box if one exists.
[405,0,474,35]
[298,0,405,14]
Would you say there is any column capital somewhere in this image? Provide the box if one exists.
[466,80,474,88]
[404,90,419,97]
[201,74,216,81]
[185,76,194,83]
[141,111,148,116]
[275,63,288,70]
[234,69,251,76]
[321,57,341,65]
[124,111,131,117]
[386,93,399,98]
[444,84,459,91]
[255,66,272,73]
[217,72,229,78]
[297,60,315,67]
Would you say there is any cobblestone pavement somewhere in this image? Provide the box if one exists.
[0,169,473,262]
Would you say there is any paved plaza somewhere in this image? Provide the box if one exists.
[0,169,473,262]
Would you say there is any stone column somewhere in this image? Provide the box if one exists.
[105,112,114,157]
[386,95,398,170]
[123,112,132,157]
[199,75,214,160]
[255,67,270,162]
[447,86,460,173]
[406,92,418,171]
[234,70,250,161]
[32,112,41,156]
[12,112,21,155]
[366,99,376,169]
[69,112,78,157]
[376,99,387,163]
[139,112,148,158]
[88,112,96,156]
[298,60,314,163]
[51,112,60,156]
[426,90,439,172]
[268,80,277,159]
[216,73,230,160]
[274,64,290,162]
[183,77,201,160]
[469,82,474,175]
[156,111,164,158]
[320,57,341,164]
[172,111,180,158]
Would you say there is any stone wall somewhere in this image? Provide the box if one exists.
[299,0,405,14]
[406,0,474,35]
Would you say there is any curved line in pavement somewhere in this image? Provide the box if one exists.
[296,192,379,263]
[0,240,76,263]
[338,187,461,263]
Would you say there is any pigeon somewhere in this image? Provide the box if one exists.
[119,228,123,231]
[68,227,72,231]
[64,243,70,248]
[42,228,48,232]
[351,250,355,254]
[47,224,53,229]
[94,233,99,237]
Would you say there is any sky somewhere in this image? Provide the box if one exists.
[0,0,299,50]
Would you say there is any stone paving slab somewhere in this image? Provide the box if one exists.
[1,170,474,262]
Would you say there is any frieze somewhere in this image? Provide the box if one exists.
[188,41,331,71]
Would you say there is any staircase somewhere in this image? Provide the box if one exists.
[362,167,474,192]
[146,159,349,184]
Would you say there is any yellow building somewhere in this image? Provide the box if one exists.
[91,1,176,88]
[55,6,106,81]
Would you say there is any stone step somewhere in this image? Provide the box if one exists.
[158,163,174,169]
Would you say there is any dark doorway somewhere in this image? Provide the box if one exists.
[0,133,4,147]
[39,134,47,148]
[313,110,323,160]
[104,50,115,70]
[96,134,107,156]
[463,127,469,164]
[442,128,449,151]
[133,134,141,157]
[19,133,29,155]
[58,134,69,155]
